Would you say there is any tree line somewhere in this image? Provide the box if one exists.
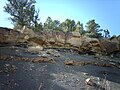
[4,0,110,38]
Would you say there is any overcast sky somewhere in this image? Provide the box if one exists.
[0,0,120,36]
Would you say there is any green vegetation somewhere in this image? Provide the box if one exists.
[4,0,41,31]
[85,19,101,38]
[4,0,110,39]
[43,17,110,39]
[76,21,85,36]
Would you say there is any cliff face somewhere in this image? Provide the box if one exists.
[0,27,19,44]
[0,27,120,55]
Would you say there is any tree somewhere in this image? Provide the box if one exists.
[85,19,101,38]
[4,0,40,29]
[71,20,76,31]
[104,29,110,38]
[64,19,71,32]
[80,23,85,36]
[34,22,43,32]
[44,16,53,29]
[75,21,85,36]
[59,22,65,31]
[59,19,72,44]
[75,21,80,31]
[52,20,60,30]
[61,19,75,32]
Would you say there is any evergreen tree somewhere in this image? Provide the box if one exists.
[44,16,53,29]
[86,19,101,38]
[52,20,60,30]
[4,0,40,29]
[76,21,85,36]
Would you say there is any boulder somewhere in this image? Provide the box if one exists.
[27,45,43,53]
[27,41,43,53]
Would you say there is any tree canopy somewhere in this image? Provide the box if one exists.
[4,1,110,38]
[43,18,109,38]
[85,19,102,38]
[4,0,40,29]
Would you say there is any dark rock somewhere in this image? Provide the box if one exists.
[99,70,110,75]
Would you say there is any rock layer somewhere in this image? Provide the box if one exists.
[0,27,120,55]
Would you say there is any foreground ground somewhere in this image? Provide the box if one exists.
[0,46,120,90]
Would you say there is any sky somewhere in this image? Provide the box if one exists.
[0,0,120,36]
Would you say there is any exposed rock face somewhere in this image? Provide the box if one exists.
[118,36,120,45]
[38,30,65,47]
[79,36,102,54]
[0,27,120,56]
[28,37,46,46]
[0,27,19,44]
[68,31,120,55]
[0,33,4,43]
[23,27,36,38]
[67,32,120,55]
[67,31,81,47]
[101,39,119,54]
[67,32,103,54]
[17,27,37,42]
[110,35,120,50]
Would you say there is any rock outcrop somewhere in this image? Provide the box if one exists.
[67,32,120,55]
[17,27,37,43]
[110,35,120,50]
[0,27,19,45]
[40,30,65,47]
[0,27,120,56]
[101,39,119,54]
[67,31,81,47]
[79,36,102,54]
